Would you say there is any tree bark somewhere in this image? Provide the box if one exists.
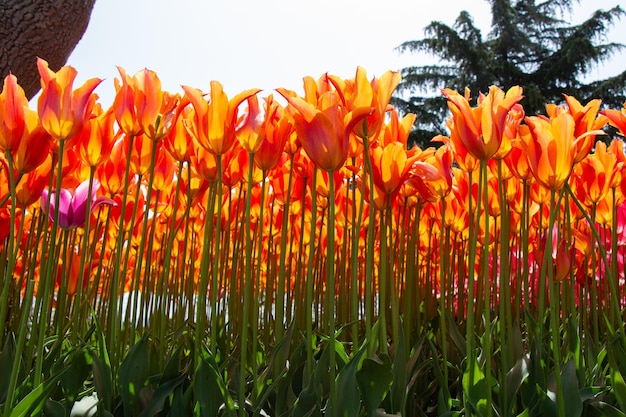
[0,0,96,100]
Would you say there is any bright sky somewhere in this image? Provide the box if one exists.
[67,0,625,106]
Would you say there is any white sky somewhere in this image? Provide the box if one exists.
[66,0,625,106]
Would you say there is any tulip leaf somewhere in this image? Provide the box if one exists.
[389,328,407,415]
[292,374,322,417]
[195,349,236,417]
[61,348,93,403]
[137,373,186,417]
[335,345,366,417]
[561,358,582,417]
[9,367,68,417]
[0,334,16,404]
[610,366,626,412]
[505,354,529,416]
[590,402,626,417]
[118,336,151,416]
[462,358,489,417]
[356,354,393,417]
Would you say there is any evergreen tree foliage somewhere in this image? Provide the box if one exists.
[394,0,626,148]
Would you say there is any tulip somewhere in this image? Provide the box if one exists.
[443,85,523,160]
[601,103,626,136]
[164,105,195,163]
[133,68,179,141]
[11,110,51,174]
[370,141,421,199]
[182,81,260,155]
[15,156,52,208]
[342,66,402,140]
[41,179,115,229]
[521,113,603,191]
[254,95,292,172]
[75,106,117,168]
[0,74,28,152]
[277,87,371,172]
[36,58,101,142]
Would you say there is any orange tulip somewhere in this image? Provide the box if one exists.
[378,108,416,148]
[370,141,420,198]
[36,58,101,142]
[191,143,218,183]
[276,87,372,172]
[132,68,179,141]
[601,102,626,136]
[521,112,605,191]
[164,105,195,163]
[408,145,454,200]
[344,66,402,140]
[443,85,523,160]
[75,106,117,168]
[575,141,619,206]
[113,67,144,137]
[128,133,156,176]
[182,81,261,155]
[151,150,176,192]
[97,140,135,196]
[504,138,533,181]
[0,73,28,152]
[237,94,264,153]
[11,111,51,174]
[254,95,292,172]
[548,96,608,163]
[14,156,52,208]
[534,226,572,282]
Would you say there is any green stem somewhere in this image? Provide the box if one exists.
[107,134,135,369]
[481,160,493,417]
[305,169,318,378]
[465,164,482,414]
[327,170,337,415]
[358,133,376,355]
[438,197,450,402]
[275,155,294,342]
[72,166,97,343]
[34,138,66,388]
[0,149,18,344]
[239,153,256,417]
[547,190,565,417]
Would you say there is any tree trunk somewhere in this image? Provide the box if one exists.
[0,0,96,100]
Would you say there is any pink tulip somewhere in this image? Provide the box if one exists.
[41,179,115,229]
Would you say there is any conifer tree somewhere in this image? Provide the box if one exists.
[394,0,625,147]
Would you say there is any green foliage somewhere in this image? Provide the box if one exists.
[394,0,626,147]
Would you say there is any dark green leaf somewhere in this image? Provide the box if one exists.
[118,336,151,416]
[137,373,186,417]
[561,358,582,417]
[61,348,93,403]
[9,367,68,417]
[293,374,322,417]
[589,401,626,417]
[42,399,66,417]
[0,333,16,404]
[335,345,366,417]
[389,328,407,415]
[610,366,626,412]
[356,355,393,417]
[462,358,489,417]
[504,354,529,415]
[195,349,236,417]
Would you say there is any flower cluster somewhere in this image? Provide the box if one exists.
[0,61,625,351]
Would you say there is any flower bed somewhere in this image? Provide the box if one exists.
[1,62,626,416]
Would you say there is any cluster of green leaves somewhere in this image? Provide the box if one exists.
[3,312,626,416]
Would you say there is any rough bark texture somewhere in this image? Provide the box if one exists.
[0,0,96,99]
